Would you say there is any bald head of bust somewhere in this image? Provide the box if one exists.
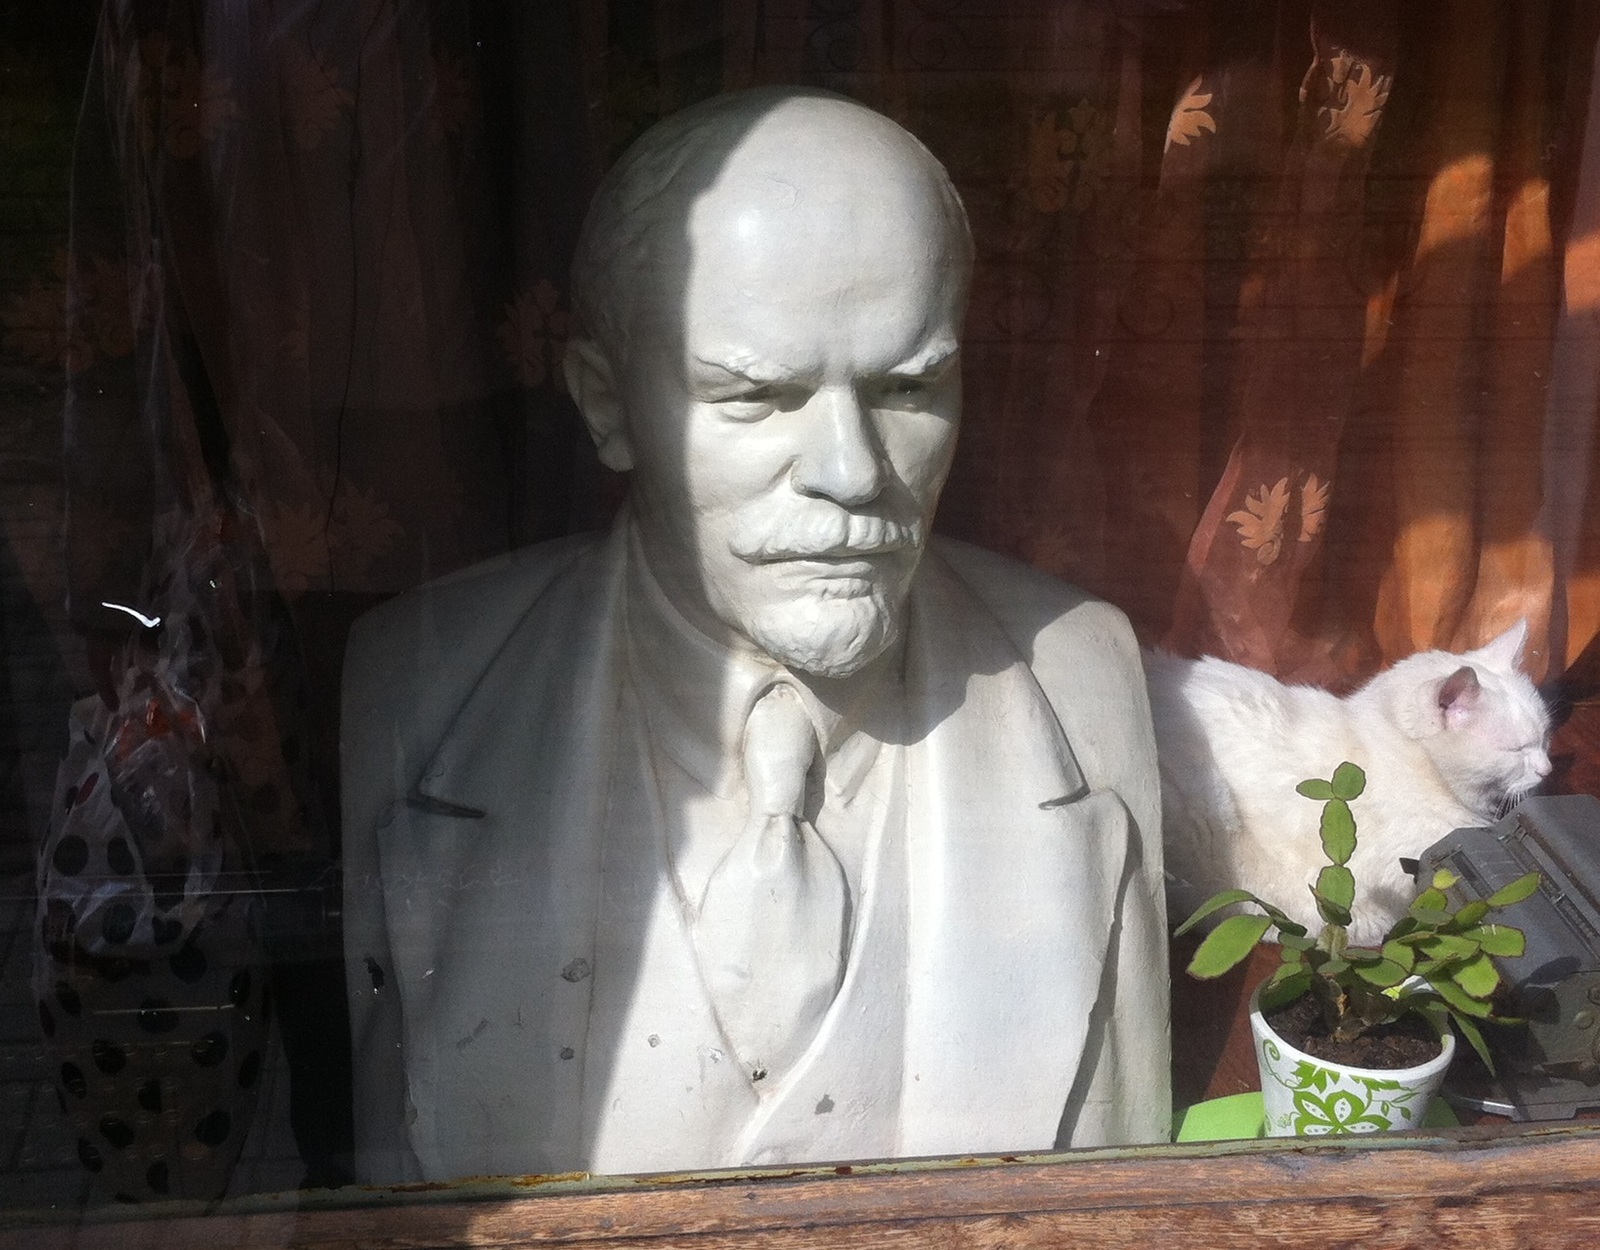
[563,89,974,679]
[568,88,972,364]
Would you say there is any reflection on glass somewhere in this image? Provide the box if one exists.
[3,0,1600,1217]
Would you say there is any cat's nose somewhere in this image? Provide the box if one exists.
[1533,752,1552,778]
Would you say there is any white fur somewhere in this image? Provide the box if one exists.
[1146,622,1551,945]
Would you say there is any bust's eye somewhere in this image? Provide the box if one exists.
[716,383,809,420]
[712,385,780,421]
[869,373,945,409]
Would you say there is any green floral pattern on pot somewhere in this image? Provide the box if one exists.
[1250,989,1455,1137]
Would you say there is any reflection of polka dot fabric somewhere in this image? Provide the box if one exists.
[34,697,267,1201]
[42,699,228,959]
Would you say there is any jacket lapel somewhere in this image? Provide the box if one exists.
[381,526,628,1176]
[897,550,1129,1157]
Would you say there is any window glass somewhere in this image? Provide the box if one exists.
[3,0,1598,1217]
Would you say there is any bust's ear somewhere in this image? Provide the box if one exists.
[564,337,634,472]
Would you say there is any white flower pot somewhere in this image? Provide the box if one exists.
[1249,985,1455,1137]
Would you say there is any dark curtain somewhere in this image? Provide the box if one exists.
[49,0,1600,698]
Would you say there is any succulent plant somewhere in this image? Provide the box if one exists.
[1177,761,1539,1068]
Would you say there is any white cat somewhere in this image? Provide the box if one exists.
[1144,622,1552,945]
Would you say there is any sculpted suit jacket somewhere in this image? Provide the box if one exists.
[342,522,1170,1182]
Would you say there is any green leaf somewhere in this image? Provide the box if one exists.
[1296,779,1336,801]
[1383,916,1420,942]
[1322,956,1350,977]
[1278,932,1315,953]
[1352,958,1409,988]
[1449,1011,1495,1073]
[1259,968,1312,1013]
[1320,799,1356,866]
[1265,960,1305,989]
[1447,901,1490,930]
[1414,957,1478,988]
[1174,889,1258,937]
[1411,887,1448,915]
[1315,894,1353,927]
[1467,924,1525,958]
[1409,907,1453,928]
[1315,865,1355,911]
[1255,903,1308,939]
[1330,761,1366,801]
[1431,868,1460,891]
[1417,933,1481,962]
[1453,953,1501,999]
[1186,913,1273,978]
[1380,941,1416,973]
[1486,871,1541,909]
[1431,978,1495,1018]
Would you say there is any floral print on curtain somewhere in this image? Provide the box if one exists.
[42,0,1600,698]
[702,0,1600,690]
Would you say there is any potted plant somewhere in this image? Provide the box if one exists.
[1176,761,1539,1136]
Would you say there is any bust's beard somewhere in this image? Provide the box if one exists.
[743,590,902,679]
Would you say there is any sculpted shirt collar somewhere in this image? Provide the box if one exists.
[623,519,888,804]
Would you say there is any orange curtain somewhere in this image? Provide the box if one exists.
[582,0,1600,690]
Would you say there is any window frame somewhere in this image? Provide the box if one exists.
[6,1125,1599,1246]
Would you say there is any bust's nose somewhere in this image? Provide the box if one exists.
[791,386,885,507]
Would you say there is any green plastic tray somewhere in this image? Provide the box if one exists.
[1174,1091,1461,1142]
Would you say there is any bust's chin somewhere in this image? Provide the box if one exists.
[743,594,902,679]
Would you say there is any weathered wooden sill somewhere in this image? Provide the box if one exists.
[5,1123,1600,1248]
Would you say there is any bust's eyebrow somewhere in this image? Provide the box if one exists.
[884,340,960,379]
[692,339,961,386]
[691,353,797,385]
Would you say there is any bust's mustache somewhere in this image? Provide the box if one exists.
[730,511,922,563]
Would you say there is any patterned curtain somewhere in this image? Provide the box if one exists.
[633,0,1599,691]
[39,0,1600,696]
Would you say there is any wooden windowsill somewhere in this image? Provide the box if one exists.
[4,1124,1599,1248]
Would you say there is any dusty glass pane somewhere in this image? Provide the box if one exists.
[3,0,1600,1221]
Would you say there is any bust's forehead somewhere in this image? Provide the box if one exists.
[672,100,960,280]
[571,88,969,355]
[704,93,935,174]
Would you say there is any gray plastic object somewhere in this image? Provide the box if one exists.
[1417,793,1600,1121]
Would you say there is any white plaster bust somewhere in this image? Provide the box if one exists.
[341,87,1170,1183]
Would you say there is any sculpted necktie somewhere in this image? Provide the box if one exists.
[695,683,849,1081]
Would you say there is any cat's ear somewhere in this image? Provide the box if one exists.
[1474,619,1529,670]
[1438,665,1482,728]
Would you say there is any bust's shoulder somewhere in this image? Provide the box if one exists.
[343,530,611,732]
[927,537,1154,801]
[351,531,605,654]
[927,536,1140,670]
